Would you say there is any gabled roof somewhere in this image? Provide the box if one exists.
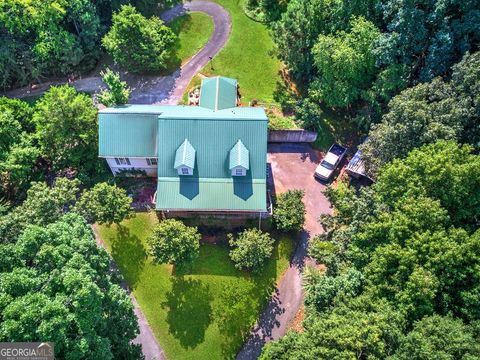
[229,140,249,170]
[174,139,196,169]
[199,76,237,111]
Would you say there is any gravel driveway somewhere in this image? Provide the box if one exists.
[237,143,332,360]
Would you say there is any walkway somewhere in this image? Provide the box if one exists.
[1,1,232,105]
[237,143,332,359]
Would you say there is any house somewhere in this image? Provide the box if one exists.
[98,76,268,216]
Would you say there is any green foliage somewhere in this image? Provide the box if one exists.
[147,219,200,267]
[75,183,133,225]
[310,16,381,108]
[303,267,364,313]
[375,141,480,226]
[272,0,340,83]
[102,5,177,73]
[375,0,480,83]
[228,228,274,273]
[390,315,480,360]
[0,213,142,359]
[261,295,404,359]
[361,53,480,176]
[0,0,111,89]
[273,189,305,232]
[98,68,130,106]
[33,85,98,172]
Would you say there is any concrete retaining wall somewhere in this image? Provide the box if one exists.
[268,129,317,143]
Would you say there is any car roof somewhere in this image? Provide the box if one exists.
[324,152,339,164]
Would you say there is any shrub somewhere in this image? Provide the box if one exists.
[228,228,274,273]
[102,5,177,73]
[147,219,200,267]
[273,189,305,232]
[98,68,130,106]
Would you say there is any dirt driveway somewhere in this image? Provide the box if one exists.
[237,143,332,359]
[268,143,332,234]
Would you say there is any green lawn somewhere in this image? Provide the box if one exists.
[170,12,215,65]
[98,212,294,360]
[186,0,283,104]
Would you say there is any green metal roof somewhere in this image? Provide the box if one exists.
[229,140,249,170]
[174,139,196,169]
[199,76,237,110]
[156,177,266,211]
[157,117,266,179]
[98,112,158,157]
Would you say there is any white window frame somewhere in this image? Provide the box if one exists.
[146,158,157,166]
[114,157,131,166]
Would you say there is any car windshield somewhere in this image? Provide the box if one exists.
[321,160,334,170]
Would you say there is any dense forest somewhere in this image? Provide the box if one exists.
[0,0,178,90]
[253,0,480,358]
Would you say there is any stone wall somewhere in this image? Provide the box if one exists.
[268,129,317,143]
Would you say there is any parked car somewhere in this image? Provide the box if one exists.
[314,143,348,181]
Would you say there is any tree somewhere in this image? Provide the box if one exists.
[310,16,381,108]
[374,0,480,83]
[228,228,274,273]
[102,5,177,73]
[391,315,480,360]
[375,141,480,226]
[260,295,405,359]
[0,213,142,359]
[0,0,105,90]
[0,178,80,243]
[271,0,340,82]
[98,68,130,106]
[273,189,305,232]
[75,182,133,225]
[147,219,200,267]
[33,85,98,172]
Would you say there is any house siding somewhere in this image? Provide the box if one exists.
[105,157,157,177]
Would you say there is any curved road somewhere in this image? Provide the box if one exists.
[2,1,231,105]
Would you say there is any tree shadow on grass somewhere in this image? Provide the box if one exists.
[109,225,147,290]
[162,277,213,349]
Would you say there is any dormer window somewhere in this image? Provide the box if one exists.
[229,140,249,177]
[174,139,196,176]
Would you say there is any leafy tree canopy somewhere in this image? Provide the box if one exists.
[273,189,305,232]
[147,219,200,267]
[361,51,480,176]
[33,85,98,172]
[102,5,177,73]
[98,68,131,107]
[0,213,142,359]
[228,228,274,273]
[74,182,133,225]
[310,16,381,108]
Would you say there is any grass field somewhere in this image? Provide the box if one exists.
[98,212,294,360]
[170,12,215,65]
[184,0,283,104]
